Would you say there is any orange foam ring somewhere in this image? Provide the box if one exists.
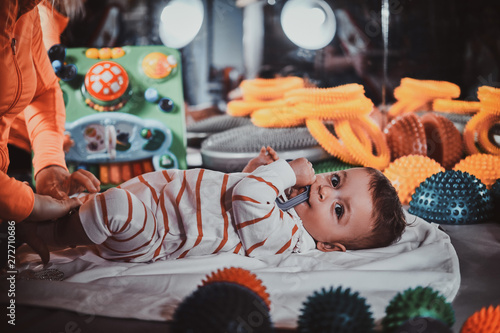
[201,267,271,310]
[432,99,481,114]
[461,305,500,333]
[384,155,445,205]
[284,83,365,104]
[454,154,500,189]
[463,111,500,155]
[384,113,427,161]
[398,78,461,99]
[226,99,287,117]
[334,117,391,170]
[251,107,305,128]
[240,76,304,101]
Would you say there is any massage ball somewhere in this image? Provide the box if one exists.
[382,287,455,333]
[461,305,500,333]
[453,154,500,189]
[171,282,273,333]
[312,158,353,174]
[384,155,444,205]
[202,267,271,309]
[491,179,500,220]
[409,170,493,224]
[297,286,374,333]
[394,317,452,333]
[384,113,427,161]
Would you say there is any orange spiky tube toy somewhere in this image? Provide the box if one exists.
[388,78,461,118]
[201,267,271,310]
[432,99,481,115]
[226,77,304,117]
[463,86,500,155]
[453,154,500,189]
[461,305,500,333]
[384,113,427,161]
[384,155,445,205]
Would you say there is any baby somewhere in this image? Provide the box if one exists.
[21,147,406,264]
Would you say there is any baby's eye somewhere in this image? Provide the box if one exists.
[335,203,344,218]
[331,174,340,188]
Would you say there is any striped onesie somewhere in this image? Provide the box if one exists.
[79,159,316,262]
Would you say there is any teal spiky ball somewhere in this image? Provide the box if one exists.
[297,286,374,333]
[312,158,354,174]
[408,170,493,224]
[382,287,455,333]
[491,179,500,221]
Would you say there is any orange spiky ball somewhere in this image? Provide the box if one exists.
[461,305,500,333]
[421,112,464,169]
[201,267,271,310]
[384,113,427,161]
[384,155,445,205]
[453,154,500,189]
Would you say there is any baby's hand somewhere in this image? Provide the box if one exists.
[289,158,316,188]
[242,146,279,173]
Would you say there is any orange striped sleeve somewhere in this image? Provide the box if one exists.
[236,206,275,230]
[233,242,243,254]
[246,238,268,256]
[248,175,279,196]
[275,225,299,254]
[153,191,170,259]
[172,172,188,256]
[162,170,172,182]
[178,170,205,258]
[99,194,111,233]
[232,195,260,203]
[138,174,159,202]
[110,202,150,242]
[213,174,230,254]
[279,209,283,219]
[104,203,157,253]
[115,190,133,233]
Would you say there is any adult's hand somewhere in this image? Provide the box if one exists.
[27,193,81,222]
[35,165,100,199]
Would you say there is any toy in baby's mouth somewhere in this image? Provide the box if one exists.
[57,45,187,187]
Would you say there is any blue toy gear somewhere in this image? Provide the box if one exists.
[171,282,273,333]
[297,286,374,333]
[382,286,455,333]
[408,170,493,224]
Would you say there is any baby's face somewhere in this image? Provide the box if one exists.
[291,168,374,251]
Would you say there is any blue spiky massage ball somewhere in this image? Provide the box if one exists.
[297,286,374,333]
[382,287,455,333]
[171,282,273,333]
[408,170,493,224]
[491,179,500,221]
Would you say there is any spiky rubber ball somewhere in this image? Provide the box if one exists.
[171,282,273,333]
[382,286,455,333]
[312,158,353,174]
[461,305,500,333]
[384,113,427,161]
[453,154,500,189]
[384,155,445,205]
[421,112,464,169]
[491,179,500,221]
[409,170,493,224]
[201,267,270,310]
[297,286,374,333]
[394,317,452,333]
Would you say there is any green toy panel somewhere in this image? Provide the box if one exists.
[61,45,187,174]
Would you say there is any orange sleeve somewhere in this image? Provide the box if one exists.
[24,7,68,177]
[0,171,35,222]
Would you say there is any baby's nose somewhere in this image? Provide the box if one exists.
[318,185,334,200]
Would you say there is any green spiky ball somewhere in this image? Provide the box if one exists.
[382,287,455,333]
[312,158,354,174]
[491,179,500,222]
[408,170,493,224]
[297,286,374,333]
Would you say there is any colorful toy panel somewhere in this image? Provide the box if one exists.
[59,45,186,185]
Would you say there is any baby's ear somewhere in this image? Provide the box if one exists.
[317,241,346,252]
